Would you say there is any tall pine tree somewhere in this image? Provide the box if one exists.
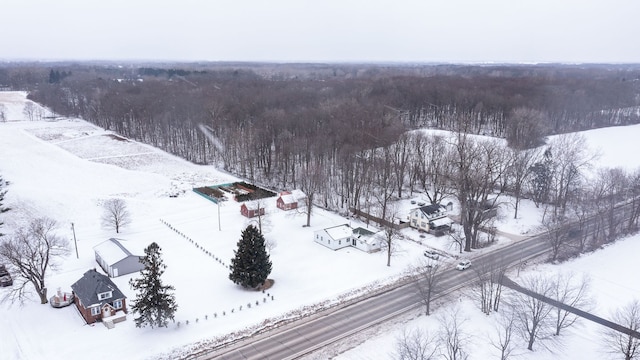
[229,225,272,289]
[129,242,177,328]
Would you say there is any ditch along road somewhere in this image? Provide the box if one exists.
[191,204,633,360]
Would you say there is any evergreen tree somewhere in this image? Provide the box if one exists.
[0,175,9,236]
[129,242,177,328]
[229,225,272,289]
[529,148,553,207]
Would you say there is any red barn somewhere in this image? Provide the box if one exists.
[276,190,306,211]
[241,202,265,218]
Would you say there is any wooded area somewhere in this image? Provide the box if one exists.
[3,62,640,251]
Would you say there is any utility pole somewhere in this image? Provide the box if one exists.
[218,201,221,231]
[71,222,79,259]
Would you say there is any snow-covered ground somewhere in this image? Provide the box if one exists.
[0,91,638,360]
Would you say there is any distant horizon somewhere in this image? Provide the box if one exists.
[2,1,639,64]
[2,58,639,67]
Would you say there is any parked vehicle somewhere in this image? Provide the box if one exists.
[456,259,472,271]
[0,265,13,287]
[423,250,440,260]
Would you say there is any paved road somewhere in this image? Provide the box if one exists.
[192,202,634,360]
[195,234,547,359]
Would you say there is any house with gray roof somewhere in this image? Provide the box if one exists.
[94,238,146,277]
[71,269,127,325]
[409,203,452,233]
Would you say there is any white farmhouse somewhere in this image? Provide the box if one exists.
[314,224,382,253]
[409,204,452,233]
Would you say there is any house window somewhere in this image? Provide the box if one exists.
[412,219,417,226]
[98,291,112,300]
[113,299,123,310]
[339,240,341,245]
[90,306,101,316]
[421,222,427,229]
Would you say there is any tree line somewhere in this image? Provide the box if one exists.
[4,63,640,252]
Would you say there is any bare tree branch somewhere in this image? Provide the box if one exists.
[0,218,69,304]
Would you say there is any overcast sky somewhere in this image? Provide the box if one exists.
[2,0,639,63]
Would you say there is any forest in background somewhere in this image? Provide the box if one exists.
[2,62,640,252]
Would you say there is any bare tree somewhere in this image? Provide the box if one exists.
[420,133,454,205]
[391,133,411,198]
[550,272,592,336]
[393,327,438,360]
[0,174,9,236]
[603,299,640,360]
[547,133,595,219]
[380,222,401,267]
[507,147,541,219]
[489,311,518,360]
[0,104,7,122]
[590,167,629,242]
[448,223,465,254]
[372,146,397,223]
[539,217,571,262]
[508,274,555,351]
[452,130,511,251]
[380,204,403,267]
[298,162,324,227]
[101,198,132,233]
[0,218,69,304]
[505,107,548,150]
[473,261,507,315]
[22,102,36,121]
[414,259,443,316]
[438,306,470,360]
[626,168,640,233]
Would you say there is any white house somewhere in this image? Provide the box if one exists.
[93,238,146,277]
[351,227,382,253]
[314,224,382,253]
[409,204,452,233]
[314,224,353,250]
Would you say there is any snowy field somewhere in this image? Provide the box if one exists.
[0,91,639,360]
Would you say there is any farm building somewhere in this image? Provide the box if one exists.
[276,189,306,211]
[240,202,265,218]
[71,269,127,326]
[93,238,146,277]
[314,224,382,253]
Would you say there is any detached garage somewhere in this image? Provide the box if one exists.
[93,238,146,277]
